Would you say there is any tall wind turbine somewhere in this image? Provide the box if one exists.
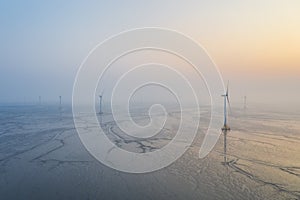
[221,81,231,164]
[222,82,231,131]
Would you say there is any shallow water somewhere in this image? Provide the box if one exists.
[0,105,299,199]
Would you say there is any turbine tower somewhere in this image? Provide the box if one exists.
[221,81,231,164]
[99,94,103,115]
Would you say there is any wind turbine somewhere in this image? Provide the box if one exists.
[222,82,231,131]
[99,92,103,115]
[59,96,62,109]
[221,81,231,164]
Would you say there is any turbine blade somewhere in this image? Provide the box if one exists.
[100,89,105,96]
[227,94,232,114]
[226,81,231,114]
[226,81,229,96]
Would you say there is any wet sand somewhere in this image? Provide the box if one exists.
[0,105,299,199]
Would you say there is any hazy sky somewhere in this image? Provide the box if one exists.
[0,0,299,108]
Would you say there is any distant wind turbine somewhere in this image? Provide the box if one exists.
[244,95,247,110]
[99,92,103,115]
[221,81,231,164]
[59,96,62,109]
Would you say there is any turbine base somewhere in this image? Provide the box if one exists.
[222,125,230,131]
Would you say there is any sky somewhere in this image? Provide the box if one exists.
[0,0,299,109]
